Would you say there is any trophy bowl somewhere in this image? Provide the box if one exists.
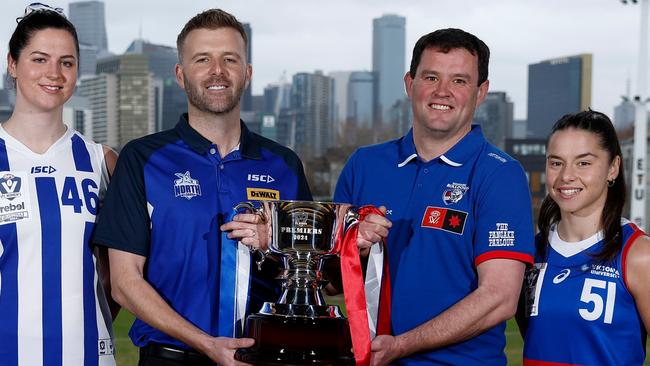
[234,200,357,366]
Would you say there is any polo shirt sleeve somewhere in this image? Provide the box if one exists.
[92,141,151,257]
[474,161,535,266]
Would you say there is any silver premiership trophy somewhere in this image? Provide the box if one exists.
[234,200,357,366]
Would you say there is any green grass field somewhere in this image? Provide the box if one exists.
[112,299,647,366]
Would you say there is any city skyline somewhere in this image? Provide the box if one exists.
[0,0,645,120]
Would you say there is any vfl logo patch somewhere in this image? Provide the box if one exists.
[421,206,467,235]
[442,183,469,205]
[0,174,22,201]
[247,188,280,201]
[174,171,202,200]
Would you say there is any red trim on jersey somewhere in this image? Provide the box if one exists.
[523,358,576,366]
[475,250,534,266]
[622,223,646,290]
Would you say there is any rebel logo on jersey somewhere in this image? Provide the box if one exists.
[421,206,467,234]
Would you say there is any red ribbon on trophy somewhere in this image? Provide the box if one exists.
[336,205,392,366]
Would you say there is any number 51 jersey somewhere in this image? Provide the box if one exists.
[523,221,646,366]
[0,126,115,366]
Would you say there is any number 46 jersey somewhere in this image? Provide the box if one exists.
[523,221,646,366]
[0,126,115,366]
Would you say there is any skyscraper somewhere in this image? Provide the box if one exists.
[347,71,375,129]
[474,91,514,149]
[78,74,119,147]
[80,54,162,150]
[69,1,109,77]
[291,71,334,158]
[373,14,406,125]
[69,1,108,52]
[328,71,352,135]
[527,54,592,139]
[126,39,186,131]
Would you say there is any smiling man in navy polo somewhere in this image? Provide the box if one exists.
[93,9,311,366]
[335,28,535,365]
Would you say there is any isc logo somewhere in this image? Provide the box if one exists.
[31,166,57,174]
[247,174,275,183]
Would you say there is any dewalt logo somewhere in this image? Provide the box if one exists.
[246,188,280,201]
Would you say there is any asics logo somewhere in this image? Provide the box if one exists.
[553,269,571,284]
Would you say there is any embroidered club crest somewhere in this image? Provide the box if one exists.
[442,183,469,205]
[174,171,202,200]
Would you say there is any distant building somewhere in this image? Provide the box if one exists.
[78,43,98,77]
[373,14,406,125]
[69,1,109,77]
[347,71,375,129]
[512,119,527,139]
[78,74,119,147]
[126,39,186,131]
[80,54,162,150]
[63,95,92,138]
[505,138,547,225]
[474,92,514,149]
[329,71,352,135]
[263,81,291,117]
[69,1,108,52]
[291,71,334,158]
[527,54,592,139]
[386,97,411,140]
[614,98,636,131]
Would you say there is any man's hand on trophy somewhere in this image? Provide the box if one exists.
[357,206,392,256]
[200,336,254,366]
[221,213,271,252]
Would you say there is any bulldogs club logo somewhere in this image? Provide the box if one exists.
[442,183,469,205]
[173,171,202,200]
[0,174,22,201]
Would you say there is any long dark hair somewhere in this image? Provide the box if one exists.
[8,8,79,82]
[537,110,625,261]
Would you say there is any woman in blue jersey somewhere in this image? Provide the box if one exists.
[517,110,650,365]
[0,4,117,366]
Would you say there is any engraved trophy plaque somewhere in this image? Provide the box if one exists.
[234,200,357,365]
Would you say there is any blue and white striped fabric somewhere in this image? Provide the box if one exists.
[0,126,115,366]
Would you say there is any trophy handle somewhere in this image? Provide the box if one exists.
[343,206,361,237]
[233,201,269,271]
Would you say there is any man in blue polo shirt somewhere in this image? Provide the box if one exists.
[335,28,535,365]
[93,9,311,366]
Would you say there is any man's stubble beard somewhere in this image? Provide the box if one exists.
[184,73,246,115]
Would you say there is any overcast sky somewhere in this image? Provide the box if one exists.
[0,0,645,120]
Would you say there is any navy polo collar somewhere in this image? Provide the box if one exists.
[174,113,262,159]
[397,124,486,168]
